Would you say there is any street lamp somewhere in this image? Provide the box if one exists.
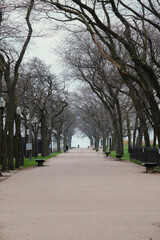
[26,114,32,161]
[109,134,112,151]
[15,106,22,168]
[0,97,6,175]
[33,117,38,157]
[16,106,21,115]
[0,97,6,130]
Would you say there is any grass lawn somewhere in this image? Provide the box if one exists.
[106,145,142,166]
[22,152,62,168]
[108,145,130,160]
[0,152,62,170]
[105,146,160,171]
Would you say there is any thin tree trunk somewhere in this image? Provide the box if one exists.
[136,127,143,146]
[2,130,8,171]
[15,114,21,168]
[133,116,138,146]
[153,128,157,148]
[102,136,106,152]
[56,133,61,152]
[126,111,131,153]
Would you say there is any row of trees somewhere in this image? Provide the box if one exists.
[1,0,160,173]
[0,1,76,174]
[72,88,111,152]
[37,0,160,154]
[0,0,36,174]
[71,82,142,154]
[56,32,153,155]
[0,53,77,171]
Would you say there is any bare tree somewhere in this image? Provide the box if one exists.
[58,34,129,154]
[72,87,112,152]
[62,105,76,150]
[17,57,68,156]
[39,0,160,146]
[0,0,35,171]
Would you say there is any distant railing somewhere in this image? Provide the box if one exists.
[129,146,160,166]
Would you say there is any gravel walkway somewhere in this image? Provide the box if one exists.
[0,148,160,240]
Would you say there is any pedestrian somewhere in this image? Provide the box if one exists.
[66,145,69,153]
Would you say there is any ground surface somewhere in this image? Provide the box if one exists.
[0,148,160,240]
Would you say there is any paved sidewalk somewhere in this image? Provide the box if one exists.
[0,149,160,240]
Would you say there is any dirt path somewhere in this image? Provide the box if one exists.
[0,149,160,240]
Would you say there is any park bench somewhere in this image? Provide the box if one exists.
[35,159,45,166]
[105,151,110,157]
[142,162,158,173]
[116,154,122,160]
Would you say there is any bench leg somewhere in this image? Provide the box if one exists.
[38,162,43,166]
[146,166,154,173]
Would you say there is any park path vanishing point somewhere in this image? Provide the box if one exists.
[0,148,160,240]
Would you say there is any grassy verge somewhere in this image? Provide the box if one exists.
[108,150,142,166]
[106,148,160,171]
[22,152,62,168]
[105,145,143,165]
[130,158,142,165]
[106,145,130,160]
[0,152,62,170]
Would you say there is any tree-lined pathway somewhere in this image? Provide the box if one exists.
[0,149,160,240]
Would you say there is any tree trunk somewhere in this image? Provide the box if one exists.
[90,137,93,147]
[126,111,131,153]
[15,114,21,168]
[0,111,2,166]
[153,128,157,148]
[63,134,67,151]
[94,136,99,150]
[8,121,15,170]
[2,130,8,171]
[24,128,28,158]
[56,133,61,152]
[68,135,72,149]
[112,102,124,156]
[133,116,138,146]
[136,127,143,146]
[102,136,106,152]
[41,116,50,157]
[123,77,151,147]
[20,136,24,166]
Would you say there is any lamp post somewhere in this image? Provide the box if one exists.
[26,113,32,161]
[15,106,21,168]
[109,134,112,151]
[0,97,6,175]
[33,117,38,158]
[16,106,21,115]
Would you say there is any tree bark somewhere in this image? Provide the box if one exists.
[2,0,34,169]
[2,130,8,172]
[133,116,138,146]
[153,128,157,148]
[126,110,131,153]
[56,133,61,152]
[15,113,22,168]
[102,136,107,152]
[136,127,143,146]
